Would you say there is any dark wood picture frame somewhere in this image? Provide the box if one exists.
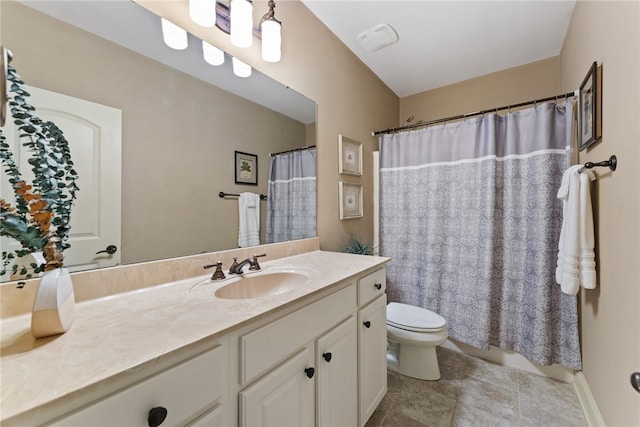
[234,151,258,185]
[579,61,602,151]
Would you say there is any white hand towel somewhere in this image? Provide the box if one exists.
[556,165,596,294]
[578,169,596,289]
[238,192,260,248]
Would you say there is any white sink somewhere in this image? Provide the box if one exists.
[214,269,311,300]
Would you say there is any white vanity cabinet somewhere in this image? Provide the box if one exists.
[357,268,388,426]
[236,283,358,427]
[50,339,229,427]
[235,266,388,427]
[22,262,389,427]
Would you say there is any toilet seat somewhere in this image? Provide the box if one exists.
[387,302,446,333]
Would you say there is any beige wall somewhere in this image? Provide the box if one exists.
[400,57,560,125]
[2,2,308,264]
[137,0,400,253]
[559,1,640,425]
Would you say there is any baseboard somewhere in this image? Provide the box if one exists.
[574,372,606,427]
[441,339,576,383]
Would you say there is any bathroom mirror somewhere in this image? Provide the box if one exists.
[0,0,316,280]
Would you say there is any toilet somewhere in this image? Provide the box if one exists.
[386,302,448,381]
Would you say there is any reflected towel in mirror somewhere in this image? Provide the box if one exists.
[238,192,261,247]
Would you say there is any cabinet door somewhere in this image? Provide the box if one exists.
[316,316,358,427]
[239,347,315,427]
[358,295,388,427]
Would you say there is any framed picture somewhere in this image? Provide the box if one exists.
[339,181,363,220]
[338,135,363,176]
[579,62,602,151]
[235,151,258,185]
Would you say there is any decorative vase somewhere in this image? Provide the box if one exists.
[31,267,75,338]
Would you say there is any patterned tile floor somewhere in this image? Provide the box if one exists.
[366,347,587,427]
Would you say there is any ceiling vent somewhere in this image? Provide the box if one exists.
[356,23,398,52]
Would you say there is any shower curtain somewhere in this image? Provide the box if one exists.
[379,102,582,370]
[266,148,317,243]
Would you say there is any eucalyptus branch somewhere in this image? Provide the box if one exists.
[0,63,79,281]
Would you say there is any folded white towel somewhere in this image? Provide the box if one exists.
[556,165,596,294]
[238,192,260,248]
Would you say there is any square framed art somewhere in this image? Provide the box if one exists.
[339,181,363,220]
[338,135,363,176]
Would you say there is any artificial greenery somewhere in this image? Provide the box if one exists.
[0,64,79,285]
[342,235,372,255]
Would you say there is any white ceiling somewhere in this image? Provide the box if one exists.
[301,0,576,97]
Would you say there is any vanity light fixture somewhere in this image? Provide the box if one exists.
[189,0,216,27]
[232,57,252,77]
[161,18,188,50]
[260,0,281,62]
[230,0,253,48]
[203,40,225,66]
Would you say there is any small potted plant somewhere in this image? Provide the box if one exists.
[342,235,372,256]
[0,48,79,337]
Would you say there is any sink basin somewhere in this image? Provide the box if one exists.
[214,271,310,300]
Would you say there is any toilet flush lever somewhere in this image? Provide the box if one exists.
[374,283,382,290]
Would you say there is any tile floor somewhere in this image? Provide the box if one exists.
[366,347,587,427]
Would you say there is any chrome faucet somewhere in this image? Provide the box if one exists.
[229,253,266,274]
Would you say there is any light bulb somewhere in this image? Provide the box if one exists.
[261,18,281,62]
[202,41,224,66]
[189,0,216,27]
[230,0,253,48]
[161,18,188,50]
[232,57,252,78]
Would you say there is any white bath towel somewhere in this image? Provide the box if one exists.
[556,165,596,294]
[238,192,260,247]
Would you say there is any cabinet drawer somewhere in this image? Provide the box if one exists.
[52,344,227,427]
[358,268,386,307]
[241,284,356,385]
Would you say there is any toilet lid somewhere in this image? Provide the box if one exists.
[387,302,446,332]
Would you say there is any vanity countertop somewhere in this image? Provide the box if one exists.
[0,250,388,423]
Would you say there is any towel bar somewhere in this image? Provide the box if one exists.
[579,155,617,173]
[219,191,267,200]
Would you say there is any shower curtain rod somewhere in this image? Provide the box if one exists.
[372,91,576,136]
[270,145,316,156]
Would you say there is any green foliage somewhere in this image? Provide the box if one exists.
[0,64,79,285]
[342,235,372,255]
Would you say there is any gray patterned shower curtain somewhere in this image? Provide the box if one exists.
[379,102,581,370]
[265,147,317,244]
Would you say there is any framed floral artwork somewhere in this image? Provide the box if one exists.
[235,151,258,185]
[339,181,363,220]
[338,134,363,176]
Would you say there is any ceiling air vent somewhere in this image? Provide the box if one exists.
[356,23,398,52]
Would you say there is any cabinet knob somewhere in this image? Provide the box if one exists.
[148,406,168,427]
[363,320,371,328]
[374,283,382,290]
[322,352,332,363]
[304,367,315,378]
